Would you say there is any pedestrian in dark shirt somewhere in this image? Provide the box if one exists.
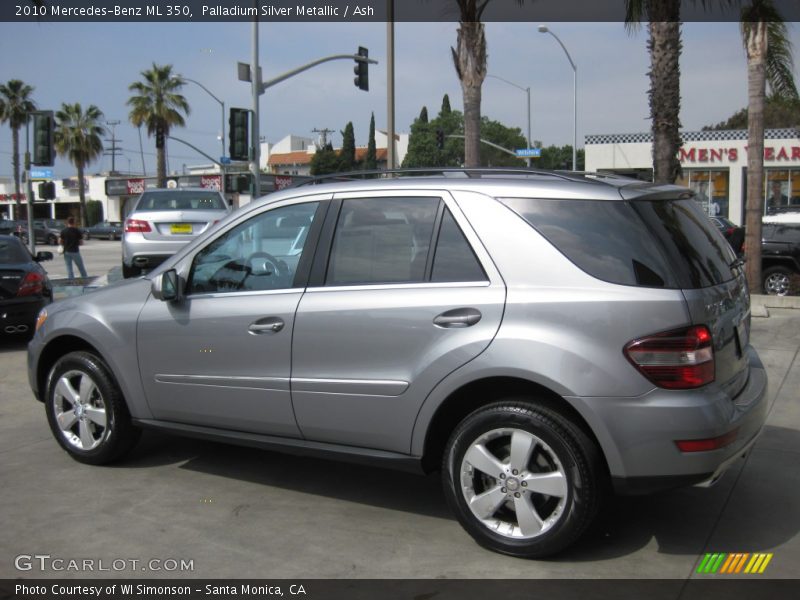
[60,216,87,279]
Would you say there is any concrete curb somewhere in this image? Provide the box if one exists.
[751,294,800,317]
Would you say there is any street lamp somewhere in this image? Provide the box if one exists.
[179,75,226,163]
[538,25,577,171]
[487,74,532,167]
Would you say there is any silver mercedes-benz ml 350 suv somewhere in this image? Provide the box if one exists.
[28,170,769,558]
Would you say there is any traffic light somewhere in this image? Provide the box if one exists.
[32,111,55,166]
[155,124,165,149]
[436,129,445,150]
[37,181,56,200]
[353,46,369,91]
[228,108,250,161]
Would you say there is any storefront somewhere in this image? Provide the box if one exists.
[584,128,800,224]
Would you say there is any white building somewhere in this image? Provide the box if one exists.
[585,128,800,225]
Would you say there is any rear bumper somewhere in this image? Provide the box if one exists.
[1,297,47,334]
[570,347,770,495]
[122,236,194,267]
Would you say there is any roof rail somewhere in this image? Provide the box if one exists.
[293,167,598,187]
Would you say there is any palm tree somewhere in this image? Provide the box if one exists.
[54,103,106,226]
[450,1,524,168]
[740,1,798,293]
[625,1,683,184]
[0,80,36,219]
[127,63,189,187]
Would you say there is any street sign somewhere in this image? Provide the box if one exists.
[220,156,231,165]
[30,167,53,179]
[515,148,541,158]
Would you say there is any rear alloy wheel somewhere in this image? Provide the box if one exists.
[443,402,602,558]
[763,266,793,296]
[45,351,140,465]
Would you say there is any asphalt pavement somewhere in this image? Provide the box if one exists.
[0,245,798,581]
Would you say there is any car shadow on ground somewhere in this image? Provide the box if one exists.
[117,424,800,561]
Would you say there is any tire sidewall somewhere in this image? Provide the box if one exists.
[443,402,597,558]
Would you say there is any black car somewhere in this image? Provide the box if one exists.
[711,216,745,255]
[762,218,800,296]
[0,235,53,338]
[84,221,123,240]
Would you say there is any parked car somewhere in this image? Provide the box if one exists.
[85,221,123,241]
[122,188,231,278]
[0,219,84,246]
[761,214,800,296]
[0,235,52,338]
[28,170,769,558]
[710,216,745,255]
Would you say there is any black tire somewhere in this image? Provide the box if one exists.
[442,401,602,558]
[47,234,58,245]
[122,263,141,279]
[109,232,116,241]
[44,351,140,465]
[762,266,793,296]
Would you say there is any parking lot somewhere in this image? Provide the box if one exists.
[1,240,799,580]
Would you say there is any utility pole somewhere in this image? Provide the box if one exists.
[386,0,396,169]
[312,128,335,147]
[104,120,122,175]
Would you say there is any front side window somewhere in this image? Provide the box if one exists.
[188,202,318,294]
[326,197,439,285]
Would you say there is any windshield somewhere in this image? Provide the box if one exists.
[135,191,227,211]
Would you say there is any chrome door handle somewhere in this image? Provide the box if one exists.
[248,317,284,334]
[433,308,482,328]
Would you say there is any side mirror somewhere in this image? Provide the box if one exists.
[35,251,54,262]
[152,269,182,302]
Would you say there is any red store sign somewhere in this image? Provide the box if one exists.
[679,145,800,163]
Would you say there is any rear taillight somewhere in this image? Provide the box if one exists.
[125,218,151,233]
[18,271,44,297]
[624,325,714,389]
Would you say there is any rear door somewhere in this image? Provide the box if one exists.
[291,191,505,453]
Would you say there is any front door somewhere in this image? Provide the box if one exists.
[137,200,324,437]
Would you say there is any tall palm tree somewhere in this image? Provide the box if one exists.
[741,1,798,293]
[450,1,524,168]
[0,80,36,219]
[127,63,189,187]
[625,1,683,184]
[54,103,106,226]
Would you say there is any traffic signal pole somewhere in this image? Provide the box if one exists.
[24,119,35,254]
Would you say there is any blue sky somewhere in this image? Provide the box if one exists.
[0,20,798,178]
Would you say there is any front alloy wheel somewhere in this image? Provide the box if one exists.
[443,402,602,558]
[45,351,140,464]
[763,266,792,296]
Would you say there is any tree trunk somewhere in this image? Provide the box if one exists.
[77,163,87,227]
[744,22,767,293]
[648,18,682,184]
[157,144,166,187]
[12,126,22,219]
[453,20,486,168]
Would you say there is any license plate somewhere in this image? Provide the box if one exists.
[170,224,192,234]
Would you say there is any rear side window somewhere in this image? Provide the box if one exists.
[764,223,800,243]
[500,197,677,288]
[500,197,735,289]
[135,191,227,211]
[326,197,439,285]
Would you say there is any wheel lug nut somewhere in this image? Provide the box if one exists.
[512,469,518,475]
[521,481,527,487]
[499,473,506,479]
[501,488,507,493]
[514,493,520,498]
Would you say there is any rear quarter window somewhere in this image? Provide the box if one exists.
[499,196,735,289]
